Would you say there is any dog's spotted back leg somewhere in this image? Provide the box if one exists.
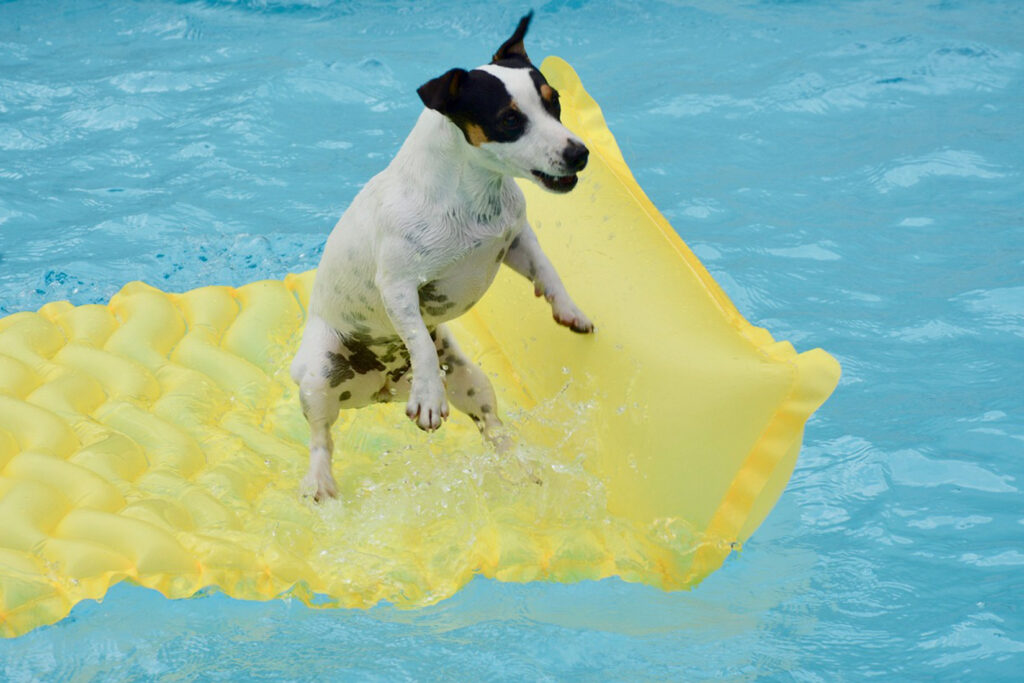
[292,316,345,501]
[434,325,504,443]
[300,393,339,502]
[435,328,541,484]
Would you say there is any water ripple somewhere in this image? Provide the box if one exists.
[108,69,225,93]
[888,449,1017,493]
[871,149,1005,193]
[919,613,1024,669]
[654,38,1023,118]
[956,286,1024,335]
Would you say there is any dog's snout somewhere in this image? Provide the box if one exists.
[563,140,589,173]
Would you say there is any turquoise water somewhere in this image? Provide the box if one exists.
[2,0,1022,679]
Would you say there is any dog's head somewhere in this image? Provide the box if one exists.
[417,12,588,194]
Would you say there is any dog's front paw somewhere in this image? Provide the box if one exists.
[551,297,594,334]
[406,380,449,431]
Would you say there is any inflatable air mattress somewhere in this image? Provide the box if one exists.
[0,57,840,637]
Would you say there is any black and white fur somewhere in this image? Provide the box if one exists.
[290,13,593,500]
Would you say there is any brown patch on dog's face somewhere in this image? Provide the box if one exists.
[465,122,489,147]
[530,70,562,121]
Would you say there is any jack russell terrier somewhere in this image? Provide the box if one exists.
[290,12,593,501]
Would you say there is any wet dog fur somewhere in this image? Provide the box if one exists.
[290,13,593,500]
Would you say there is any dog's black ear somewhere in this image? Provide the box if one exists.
[492,11,533,64]
[417,68,468,113]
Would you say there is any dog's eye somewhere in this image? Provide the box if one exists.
[500,110,524,131]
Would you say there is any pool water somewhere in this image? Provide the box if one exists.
[2,0,1022,679]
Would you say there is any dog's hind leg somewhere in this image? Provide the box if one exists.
[292,316,344,501]
[298,380,341,502]
[435,327,542,484]
[434,325,504,444]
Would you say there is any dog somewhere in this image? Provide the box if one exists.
[290,12,594,501]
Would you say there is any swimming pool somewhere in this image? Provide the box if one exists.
[1,0,1022,679]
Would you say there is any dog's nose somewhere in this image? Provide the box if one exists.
[563,140,589,172]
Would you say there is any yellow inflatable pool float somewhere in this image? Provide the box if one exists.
[0,57,840,638]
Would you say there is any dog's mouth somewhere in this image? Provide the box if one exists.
[531,170,578,193]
